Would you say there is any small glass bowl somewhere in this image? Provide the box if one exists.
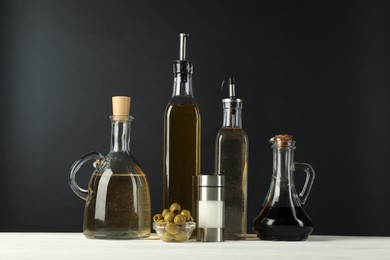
[153,222,196,242]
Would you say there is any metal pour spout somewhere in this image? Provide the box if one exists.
[228,77,236,98]
[179,33,189,60]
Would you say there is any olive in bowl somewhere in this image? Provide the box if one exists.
[153,203,196,242]
[153,222,196,242]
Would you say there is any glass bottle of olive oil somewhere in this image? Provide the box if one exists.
[163,33,201,221]
[215,77,248,240]
[69,96,151,239]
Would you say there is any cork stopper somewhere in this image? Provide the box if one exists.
[271,134,295,148]
[112,96,131,121]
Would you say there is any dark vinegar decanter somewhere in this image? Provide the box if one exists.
[252,135,315,241]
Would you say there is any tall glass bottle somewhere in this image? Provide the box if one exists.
[163,33,201,220]
[215,77,248,240]
[69,96,151,239]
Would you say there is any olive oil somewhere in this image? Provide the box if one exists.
[84,172,151,239]
[164,103,201,215]
[163,33,201,221]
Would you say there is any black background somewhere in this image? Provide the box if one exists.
[1,0,389,236]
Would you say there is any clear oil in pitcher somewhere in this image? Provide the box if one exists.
[84,170,151,239]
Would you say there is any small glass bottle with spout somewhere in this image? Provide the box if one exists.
[215,77,248,240]
[163,33,201,220]
[252,135,315,241]
[69,96,151,239]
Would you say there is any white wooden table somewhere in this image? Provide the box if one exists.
[0,233,389,260]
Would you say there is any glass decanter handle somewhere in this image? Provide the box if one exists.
[69,151,104,201]
[294,162,315,205]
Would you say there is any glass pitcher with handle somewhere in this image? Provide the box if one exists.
[252,134,315,241]
[69,96,151,239]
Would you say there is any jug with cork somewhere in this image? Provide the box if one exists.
[252,135,315,241]
[69,96,151,239]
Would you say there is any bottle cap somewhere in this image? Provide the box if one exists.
[112,96,131,121]
[197,175,225,201]
[174,60,193,74]
[197,175,225,187]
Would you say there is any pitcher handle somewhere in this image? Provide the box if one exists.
[294,162,315,205]
[69,151,104,201]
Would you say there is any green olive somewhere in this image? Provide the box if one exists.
[180,209,191,221]
[153,214,163,222]
[161,209,170,217]
[174,214,186,225]
[169,203,181,214]
[158,219,165,223]
[165,222,179,235]
[164,212,175,222]
[161,232,174,242]
[174,231,188,242]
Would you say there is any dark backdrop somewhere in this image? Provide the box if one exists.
[1,0,389,236]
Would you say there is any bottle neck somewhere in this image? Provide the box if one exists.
[269,146,301,207]
[222,108,242,128]
[172,72,194,98]
[273,147,294,179]
[110,119,132,152]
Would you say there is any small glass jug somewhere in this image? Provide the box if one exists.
[252,135,315,241]
[69,96,151,239]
